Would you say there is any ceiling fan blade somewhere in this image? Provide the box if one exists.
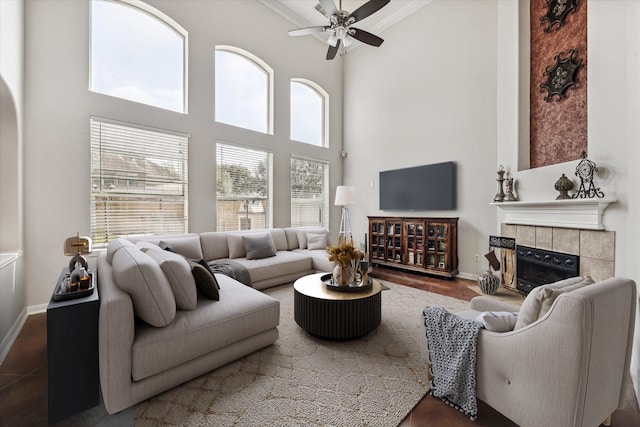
[349,0,390,23]
[349,28,384,47]
[315,3,329,17]
[326,39,341,60]
[288,26,329,37]
[318,0,338,17]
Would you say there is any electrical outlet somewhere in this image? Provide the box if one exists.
[474,254,481,262]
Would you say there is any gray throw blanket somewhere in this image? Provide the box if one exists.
[422,306,482,420]
[208,260,253,287]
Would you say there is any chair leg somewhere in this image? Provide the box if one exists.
[602,414,612,426]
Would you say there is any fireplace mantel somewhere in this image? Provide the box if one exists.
[491,198,616,230]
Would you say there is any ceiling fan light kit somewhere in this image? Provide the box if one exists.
[288,0,390,60]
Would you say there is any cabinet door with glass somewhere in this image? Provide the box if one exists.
[385,220,404,263]
[404,220,425,268]
[427,222,450,271]
[369,219,386,262]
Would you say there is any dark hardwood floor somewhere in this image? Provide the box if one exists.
[1,266,638,426]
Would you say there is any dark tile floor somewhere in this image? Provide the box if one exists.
[1,267,638,426]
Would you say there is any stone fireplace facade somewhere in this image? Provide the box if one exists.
[500,223,615,283]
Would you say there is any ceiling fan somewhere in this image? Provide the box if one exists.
[288,0,390,60]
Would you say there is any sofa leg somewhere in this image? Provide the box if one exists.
[602,414,612,426]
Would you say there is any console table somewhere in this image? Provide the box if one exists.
[47,269,100,424]
[368,216,459,278]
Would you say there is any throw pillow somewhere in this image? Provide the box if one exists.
[242,233,277,260]
[145,249,198,311]
[537,276,594,319]
[196,259,220,289]
[111,246,176,327]
[188,260,220,300]
[475,311,519,332]
[306,232,328,250]
[514,276,592,330]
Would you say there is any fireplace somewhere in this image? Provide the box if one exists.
[516,245,580,294]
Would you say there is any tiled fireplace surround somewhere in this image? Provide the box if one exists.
[500,223,615,282]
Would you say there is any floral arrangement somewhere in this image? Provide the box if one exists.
[326,240,362,267]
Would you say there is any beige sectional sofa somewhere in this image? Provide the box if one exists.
[97,226,333,414]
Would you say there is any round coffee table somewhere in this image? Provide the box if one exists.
[293,272,382,340]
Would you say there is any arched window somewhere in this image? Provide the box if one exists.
[215,46,273,134]
[290,79,328,147]
[90,0,187,113]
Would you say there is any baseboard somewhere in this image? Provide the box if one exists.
[0,307,28,365]
[28,303,48,315]
[456,271,477,281]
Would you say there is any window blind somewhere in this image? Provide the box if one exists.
[290,157,329,228]
[90,118,188,246]
[216,142,273,231]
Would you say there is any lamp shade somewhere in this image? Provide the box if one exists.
[335,186,356,206]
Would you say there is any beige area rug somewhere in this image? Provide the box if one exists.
[134,281,470,427]
[467,285,526,306]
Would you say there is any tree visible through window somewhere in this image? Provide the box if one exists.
[90,118,189,246]
[291,157,329,228]
[90,0,187,113]
[215,47,273,134]
[216,142,273,231]
[291,79,328,147]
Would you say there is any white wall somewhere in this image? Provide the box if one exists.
[22,0,343,307]
[496,0,640,405]
[343,0,499,278]
[0,0,24,252]
[0,0,26,363]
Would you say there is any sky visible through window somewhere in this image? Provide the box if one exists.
[91,0,184,113]
[291,81,325,146]
[215,49,269,133]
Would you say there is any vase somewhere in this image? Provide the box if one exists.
[332,263,356,286]
[477,270,500,295]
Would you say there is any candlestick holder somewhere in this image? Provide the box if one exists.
[494,166,505,202]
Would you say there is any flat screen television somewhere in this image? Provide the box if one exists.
[379,161,455,210]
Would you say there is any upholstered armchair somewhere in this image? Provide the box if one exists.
[422,277,637,427]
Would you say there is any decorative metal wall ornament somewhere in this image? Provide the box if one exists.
[540,0,580,33]
[573,151,605,199]
[540,49,583,102]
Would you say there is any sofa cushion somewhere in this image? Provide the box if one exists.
[307,233,328,250]
[158,235,203,260]
[145,248,197,310]
[188,260,219,300]
[111,246,176,327]
[514,276,594,330]
[230,251,312,284]
[131,274,280,381]
[269,229,289,251]
[243,233,277,260]
[296,228,328,249]
[200,232,229,260]
[106,238,135,264]
[292,248,335,272]
[284,226,329,250]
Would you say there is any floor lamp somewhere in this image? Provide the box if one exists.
[335,186,356,244]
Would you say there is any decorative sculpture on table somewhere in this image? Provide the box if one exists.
[573,151,604,198]
[494,166,505,202]
[554,173,574,199]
